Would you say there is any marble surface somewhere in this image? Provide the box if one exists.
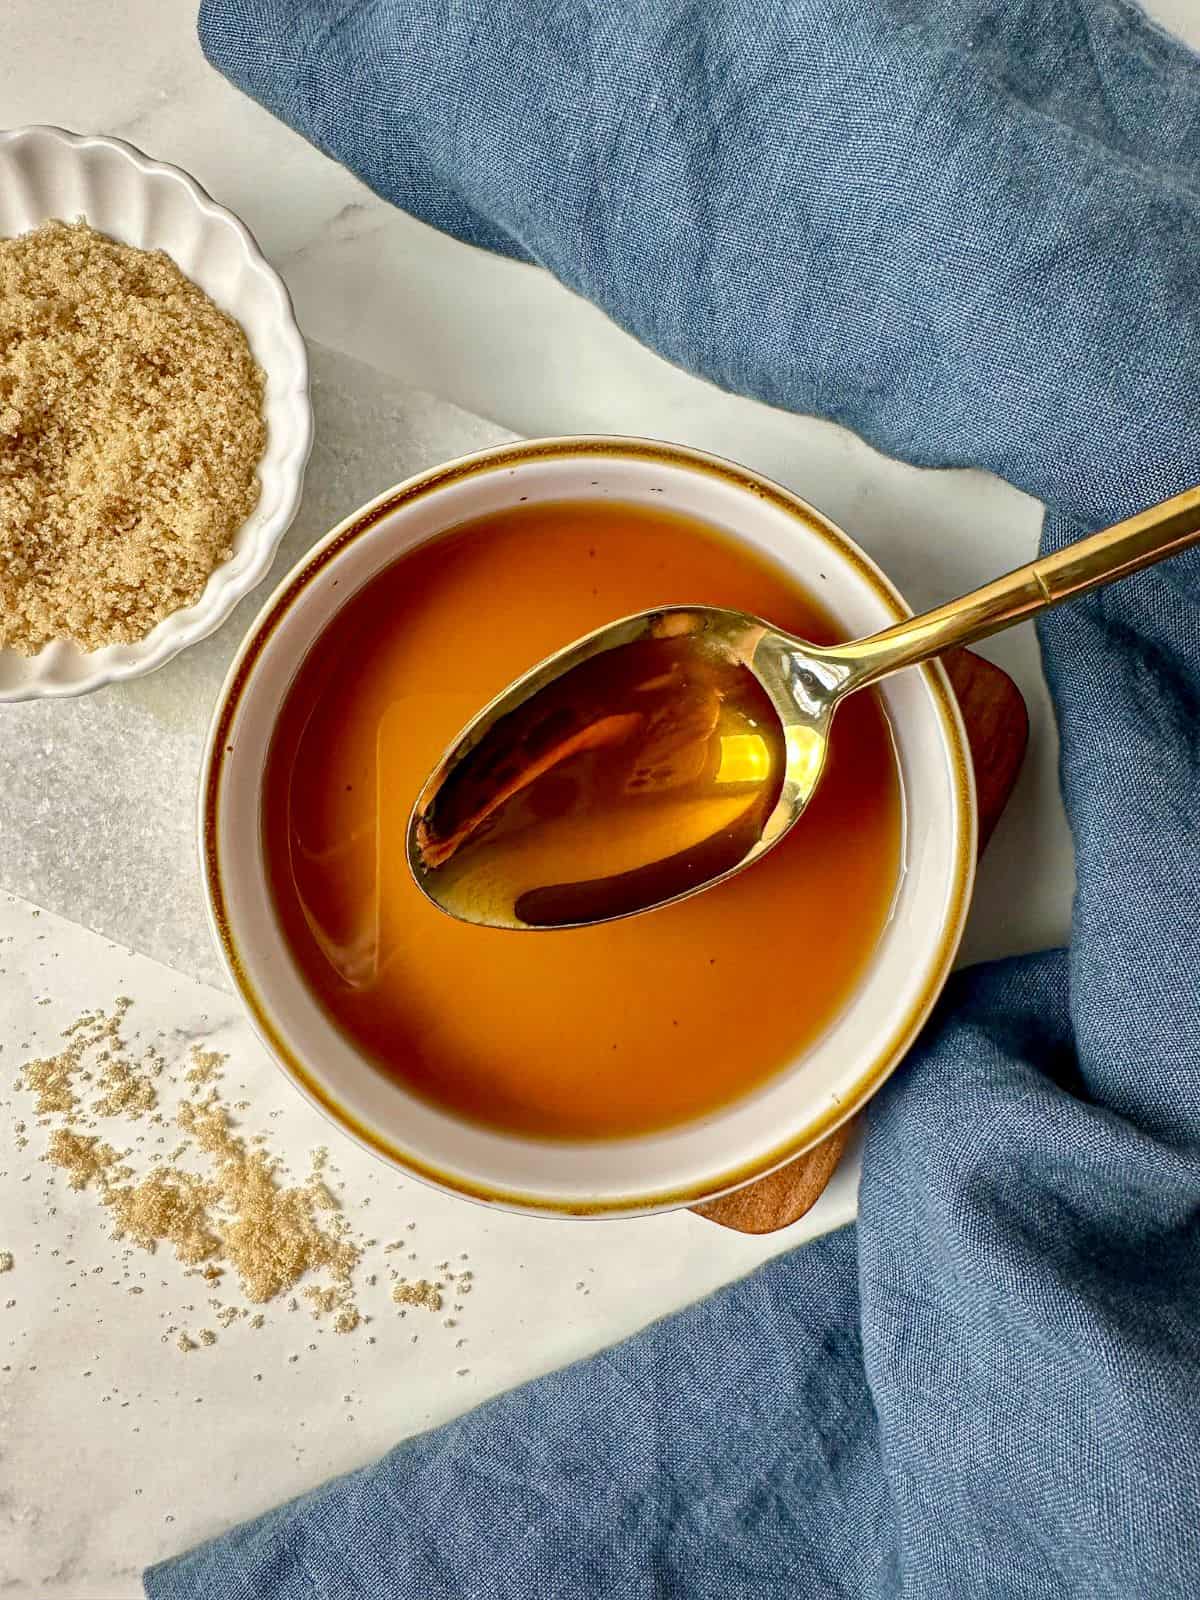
[0,891,855,1599]
[3,3,1199,1596]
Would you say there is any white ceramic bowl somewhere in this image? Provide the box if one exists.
[202,438,976,1218]
[0,125,311,701]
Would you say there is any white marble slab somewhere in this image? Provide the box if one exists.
[0,890,852,1598]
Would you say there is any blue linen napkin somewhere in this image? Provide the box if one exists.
[153,2,1200,1593]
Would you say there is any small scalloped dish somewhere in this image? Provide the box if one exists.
[0,125,312,702]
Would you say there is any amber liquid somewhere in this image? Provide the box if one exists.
[263,500,902,1140]
[416,630,788,927]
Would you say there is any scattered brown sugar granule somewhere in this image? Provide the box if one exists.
[303,1285,340,1318]
[19,1003,365,1336]
[44,1127,127,1192]
[0,1252,12,1273]
[20,1050,80,1118]
[106,1167,222,1266]
[176,1098,361,1305]
[392,1279,442,1313]
[17,999,133,1120]
[184,1048,223,1090]
[93,1053,159,1119]
[0,220,266,654]
[17,1000,487,1363]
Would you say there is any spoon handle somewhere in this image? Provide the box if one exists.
[832,484,1200,691]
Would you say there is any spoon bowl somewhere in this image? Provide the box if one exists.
[409,482,1200,931]
[408,604,852,928]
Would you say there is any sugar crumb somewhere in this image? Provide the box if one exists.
[392,1279,442,1313]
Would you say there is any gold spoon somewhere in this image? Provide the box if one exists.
[408,484,1200,931]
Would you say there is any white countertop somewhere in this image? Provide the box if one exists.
[3,4,1197,1596]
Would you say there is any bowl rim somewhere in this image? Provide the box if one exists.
[200,434,977,1218]
[0,123,313,702]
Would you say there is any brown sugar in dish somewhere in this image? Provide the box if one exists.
[0,220,266,654]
